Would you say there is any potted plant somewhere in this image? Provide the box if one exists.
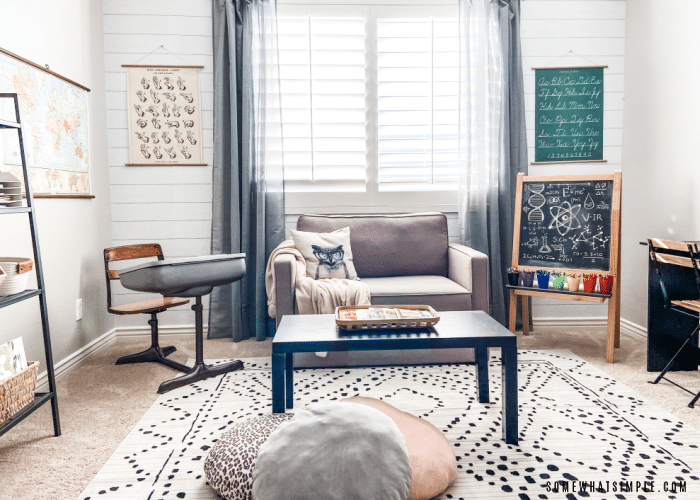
[566,272,581,292]
[552,271,566,290]
[582,273,598,293]
[520,269,535,287]
[507,267,520,286]
[599,274,615,295]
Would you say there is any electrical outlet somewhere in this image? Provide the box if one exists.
[76,298,83,321]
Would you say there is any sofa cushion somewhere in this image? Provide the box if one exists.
[364,275,472,311]
[296,213,449,278]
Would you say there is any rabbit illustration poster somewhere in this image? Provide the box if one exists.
[124,65,204,166]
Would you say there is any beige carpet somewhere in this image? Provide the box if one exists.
[1,326,699,500]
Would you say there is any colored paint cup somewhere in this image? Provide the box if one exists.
[507,271,520,286]
[520,270,535,287]
[582,274,598,293]
[552,272,566,290]
[567,275,581,292]
[536,270,550,289]
[599,274,615,295]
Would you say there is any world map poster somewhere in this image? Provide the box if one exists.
[0,49,90,196]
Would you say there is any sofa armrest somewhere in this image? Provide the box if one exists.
[448,243,489,314]
[274,253,297,328]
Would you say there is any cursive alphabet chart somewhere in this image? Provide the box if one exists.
[534,67,605,163]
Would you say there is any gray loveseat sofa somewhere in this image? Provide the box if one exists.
[273,212,489,366]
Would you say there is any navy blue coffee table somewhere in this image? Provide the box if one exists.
[271,310,518,444]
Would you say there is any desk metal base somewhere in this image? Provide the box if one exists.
[157,297,244,393]
[116,313,189,372]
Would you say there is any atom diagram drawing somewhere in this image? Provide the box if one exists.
[548,201,582,236]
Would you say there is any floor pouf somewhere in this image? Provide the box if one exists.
[204,413,293,500]
[252,401,413,500]
[342,397,457,500]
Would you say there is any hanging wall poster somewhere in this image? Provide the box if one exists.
[124,65,205,166]
[534,66,605,164]
[0,47,91,197]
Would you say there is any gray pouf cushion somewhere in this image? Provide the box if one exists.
[204,413,294,500]
[252,402,413,500]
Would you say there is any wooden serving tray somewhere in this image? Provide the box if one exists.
[335,305,440,330]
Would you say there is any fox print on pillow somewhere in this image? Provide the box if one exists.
[290,226,358,280]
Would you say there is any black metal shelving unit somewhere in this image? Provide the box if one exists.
[0,93,60,437]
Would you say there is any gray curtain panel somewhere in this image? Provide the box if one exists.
[209,0,285,341]
[458,0,527,327]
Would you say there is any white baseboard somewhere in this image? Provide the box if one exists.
[115,325,203,337]
[34,325,201,391]
[533,316,608,328]
[620,318,648,339]
[532,316,647,339]
[35,328,117,392]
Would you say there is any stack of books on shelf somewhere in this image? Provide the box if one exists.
[0,172,22,208]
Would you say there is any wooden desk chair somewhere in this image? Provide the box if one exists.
[647,238,700,408]
[104,243,190,372]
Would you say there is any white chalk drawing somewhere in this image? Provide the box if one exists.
[527,184,546,222]
[571,230,610,251]
[525,237,539,249]
[551,182,591,188]
[548,201,582,236]
[552,244,565,256]
[519,179,612,271]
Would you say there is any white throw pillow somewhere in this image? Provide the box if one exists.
[290,226,358,280]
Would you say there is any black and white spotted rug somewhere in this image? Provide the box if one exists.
[79,350,700,499]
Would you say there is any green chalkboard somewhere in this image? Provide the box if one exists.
[518,178,613,271]
[535,67,604,163]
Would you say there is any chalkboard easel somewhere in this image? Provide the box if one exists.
[508,172,622,363]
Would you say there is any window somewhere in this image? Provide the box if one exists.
[278,3,459,212]
[376,18,459,186]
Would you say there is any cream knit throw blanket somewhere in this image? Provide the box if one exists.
[265,239,371,318]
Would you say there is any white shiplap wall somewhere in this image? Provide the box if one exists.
[103,0,214,327]
[104,0,625,328]
[522,0,625,320]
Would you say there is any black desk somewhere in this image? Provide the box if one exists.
[644,241,700,372]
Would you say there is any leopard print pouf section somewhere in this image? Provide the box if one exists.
[204,413,294,500]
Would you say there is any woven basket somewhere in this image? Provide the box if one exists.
[0,258,31,297]
[0,361,39,424]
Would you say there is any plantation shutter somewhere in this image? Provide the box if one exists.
[278,16,367,192]
[376,17,459,185]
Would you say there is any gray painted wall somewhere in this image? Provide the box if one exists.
[0,0,114,368]
[620,0,700,329]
